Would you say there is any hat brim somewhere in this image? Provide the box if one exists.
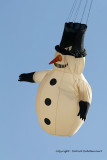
[55,45,87,58]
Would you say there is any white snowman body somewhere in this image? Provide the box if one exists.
[33,51,92,136]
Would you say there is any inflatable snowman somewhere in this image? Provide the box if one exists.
[19,22,92,137]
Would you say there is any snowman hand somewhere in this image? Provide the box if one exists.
[77,111,86,121]
[18,72,35,83]
[77,101,90,121]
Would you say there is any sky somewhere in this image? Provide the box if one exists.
[0,0,107,160]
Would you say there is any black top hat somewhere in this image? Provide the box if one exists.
[55,22,87,58]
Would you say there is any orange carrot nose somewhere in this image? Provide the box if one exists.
[49,55,62,64]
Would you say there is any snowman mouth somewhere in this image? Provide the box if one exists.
[54,63,68,68]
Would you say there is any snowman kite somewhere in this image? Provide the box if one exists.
[19,22,92,137]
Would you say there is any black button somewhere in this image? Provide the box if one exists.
[44,118,51,125]
[45,98,51,106]
[50,78,57,86]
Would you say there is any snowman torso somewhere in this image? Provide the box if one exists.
[36,69,84,136]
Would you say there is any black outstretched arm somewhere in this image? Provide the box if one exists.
[77,101,90,121]
[18,72,35,83]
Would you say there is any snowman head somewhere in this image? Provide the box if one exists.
[52,22,87,74]
[49,46,85,74]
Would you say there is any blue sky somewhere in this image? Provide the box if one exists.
[0,0,107,160]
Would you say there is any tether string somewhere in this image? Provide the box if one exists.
[80,0,88,23]
[86,0,93,24]
[66,0,93,24]
[74,0,83,22]
[67,0,78,22]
